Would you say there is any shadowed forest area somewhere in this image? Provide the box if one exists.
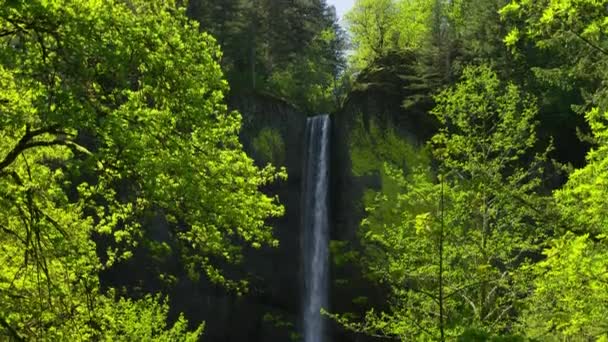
[1,0,608,341]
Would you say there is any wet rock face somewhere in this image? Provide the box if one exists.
[329,53,439,341]
[210,55,438,341]
[193,92,309,342]
[101,55,439,341]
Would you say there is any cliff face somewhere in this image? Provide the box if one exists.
[100,53,438,341]
[194,53,439,341]
[191,92,309,341]
[329,53,438,341]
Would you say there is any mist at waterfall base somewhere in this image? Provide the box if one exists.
[301,115,331,342]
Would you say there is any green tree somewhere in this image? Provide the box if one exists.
[555,107,608,235]
[333,65,550,340]
[187,0,347,107]
[518,101,608,341]
[519,233,608,341]
[501,0,608,115]
[268,27,346,113]
[429,65,549,337]
[0,0,283,339]
[345,0,399,69]
[496,2,608,340]
[345,0,434,70]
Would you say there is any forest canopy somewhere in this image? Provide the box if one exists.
[333,0,608,341]
[2,0,608,340]
[0,0,283,339]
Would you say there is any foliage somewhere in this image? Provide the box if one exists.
[345,0,433,70]
[430,68,552,337]
[555,108,608,234]
[187,0,347,112]
[85,294,203,342]
[497,3,608,337]
[349,114,430,177]
[335,65,552,340]
[519,233,608,341]
[252,128,285,166]
[449,0,513,69]
[267,28,345,113]
[0,0,283,338]
[500,0,608,108]
[520,72,608,342]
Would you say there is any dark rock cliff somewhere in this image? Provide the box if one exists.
[101,52,439,341]
[193,91,309,341]
[195,53,439,341]
[329,52,438,341]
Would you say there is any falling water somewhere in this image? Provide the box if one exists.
[301,115,330,342]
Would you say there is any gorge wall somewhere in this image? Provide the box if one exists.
[101,52,438,341]
[194,53,438,341]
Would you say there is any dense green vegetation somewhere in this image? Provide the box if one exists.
[2,0,608,340]
[186,0,347,113]
[0,0,283,339]
[335,0,608,340]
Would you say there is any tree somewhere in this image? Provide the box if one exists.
[186,0,347,106]
[268,26,347,113]
[334,65,550,340]
[489,2,608,340]
[345,0,399,69]
[518,99,608,341]
[501,0,608,114]
[555,107,608,234]
[0,0,283,338]
[429,65,550,338]
[345,0,434,70]
[519,233,608,341]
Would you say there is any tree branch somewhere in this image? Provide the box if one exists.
[570,30,608,57]
[0,29,18,37]
[0,223,25,244]
[0,124,61,172]
[0,317,24,342]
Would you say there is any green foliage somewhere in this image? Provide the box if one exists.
[336,65,552,340]
[449,0,513,69]
[252,128,285,166]
[267,28,344,113]
[457,328,524,341]
[429,65,551,336]
[92,294,204,342]
[497,1,608,340]
[329,240,359,268]
[345,0,433,70]
[1,288,204,341]
[521,79,608,342]
[187,0,347,111]
[348,114,432,239]
[555,107,608,234]
[500,0,608,104]
[349,114,430,177]
[519,233,608,341]
[500,0,608,51]
[340,0,608,341]
[0,0,283,338]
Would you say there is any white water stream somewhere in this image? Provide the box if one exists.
[301,115,330,342]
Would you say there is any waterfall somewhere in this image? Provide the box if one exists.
[301,115,330,342]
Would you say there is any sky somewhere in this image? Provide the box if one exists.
[326,0,356,21]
